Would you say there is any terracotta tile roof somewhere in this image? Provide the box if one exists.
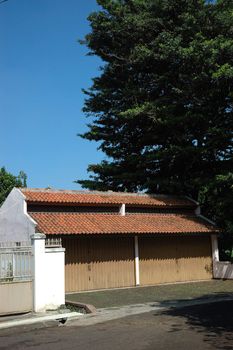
[21,188,196,208]
[29,212,217,235]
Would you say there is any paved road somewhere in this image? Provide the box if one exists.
[0,300,233,350]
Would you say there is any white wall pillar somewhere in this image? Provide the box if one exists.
[211,234,219,278]
[31,233,46,312]
[134,236,140,286]
[44,247,65,309]
[31,234,66,312]
[119,203,126,216]
[211,234,219,262]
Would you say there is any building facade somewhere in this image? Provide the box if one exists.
[0,188,219,292]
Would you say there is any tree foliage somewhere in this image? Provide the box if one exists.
[77,0,233,200]
[0,167,27,205]
[199,173,233,259]
[200,173,233,233]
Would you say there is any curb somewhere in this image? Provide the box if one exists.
[0,312,83,330]
[65,300,96,314]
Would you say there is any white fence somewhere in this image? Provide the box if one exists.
[0,241,32,283]
[213,261,233,279]
[0,241,33,315]
[0,235,65,315]
[45,237,62,247]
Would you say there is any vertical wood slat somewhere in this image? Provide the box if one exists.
[63,235,135,292]
[139,235,212,285]
[63,234,213,292]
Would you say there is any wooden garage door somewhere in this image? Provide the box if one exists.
[63,235,135,292]
[139,236,212,285]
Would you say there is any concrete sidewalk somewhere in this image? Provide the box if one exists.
[0,310,83,330]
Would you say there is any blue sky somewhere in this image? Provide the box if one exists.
[0,0,104,189]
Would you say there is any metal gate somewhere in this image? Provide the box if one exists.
[0,241,33,315]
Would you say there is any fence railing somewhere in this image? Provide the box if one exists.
[0,241,32,283]
[0,241,31,248]
[45,237,62,247]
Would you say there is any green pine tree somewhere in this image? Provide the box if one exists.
[77,0,233,199]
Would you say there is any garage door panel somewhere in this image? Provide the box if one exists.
[177,236,212,281]
[63,235,135,292]
[139,236,212,285]
[91,237,135,290]
[63,235,213,292]
[63,236,91,292]
[140,237,177,260]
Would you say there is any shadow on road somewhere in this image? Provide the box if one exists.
[157,296,233,350]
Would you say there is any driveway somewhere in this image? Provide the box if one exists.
[66,280,233,308]
[0,300,233,350]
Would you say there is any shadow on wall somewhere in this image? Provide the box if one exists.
[63,235,211,264]
[157,297,233,350]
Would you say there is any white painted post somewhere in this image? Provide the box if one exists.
[134,236,140,286]
[211,234,219,279]
[31,233,46,312]
[119,203,126,216]
[211,234,219,262]
[44,247,65,309]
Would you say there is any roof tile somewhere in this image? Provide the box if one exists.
[21,188,196,208]
[29,212,217,235]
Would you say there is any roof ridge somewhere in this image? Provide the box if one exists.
[27,212,197,217]
[20,187,189,199]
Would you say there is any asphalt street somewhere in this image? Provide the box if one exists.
[0,300,233,350]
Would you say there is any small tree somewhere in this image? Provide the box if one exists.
[0,167,27,205]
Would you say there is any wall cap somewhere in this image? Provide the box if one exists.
[45,247,65,253]
[31,233,46,240]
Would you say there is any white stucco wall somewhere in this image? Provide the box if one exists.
[44,247,65,310]
[211,234,219,263]
[32,234,65,312]
[0,188,36,242]
[32,234,46,312]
